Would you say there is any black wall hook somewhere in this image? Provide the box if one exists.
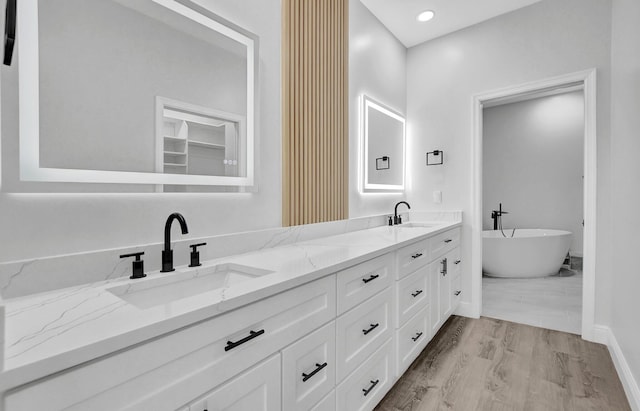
[3,0,16,66]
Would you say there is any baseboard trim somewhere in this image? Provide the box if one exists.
[454,301,478,318]
[595,325,640,411]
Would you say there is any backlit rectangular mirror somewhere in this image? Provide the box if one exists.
[361,95,406,192]
[17,0,257,189]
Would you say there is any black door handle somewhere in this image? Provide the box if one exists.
[411,252,423,259]
[302,362,328,382]
[362,274,379,284]
[362,323,379,335]
[224,329,265,351]
[444,239,452,243]
[411,290,423,298]
[362,379,380,396]
[412,332,423,342]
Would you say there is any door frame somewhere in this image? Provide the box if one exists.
[469,68,598,341]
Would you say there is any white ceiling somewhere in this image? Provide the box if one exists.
[359,0,543,48]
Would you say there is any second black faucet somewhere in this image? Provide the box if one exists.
[393,201,411,225]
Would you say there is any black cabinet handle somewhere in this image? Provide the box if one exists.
[412,332,423,342]
[441,258,448,276]
[362,379,380,396]
[362,323,379,335]
[224,329,264,351]
[302,362,328,382]
[411,290,423,298]
[362,274,379,284]
[454,290,461,296]
[444,239,452,243]
[411,252,423,259]
[454,259,461,265]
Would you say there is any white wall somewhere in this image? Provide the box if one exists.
[610,0,640,394]
[483,91,584,255]
[406,0,613,324]
[349,0,407,217]
[0,0,283,261]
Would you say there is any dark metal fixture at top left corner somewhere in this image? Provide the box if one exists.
[3,0,16,66]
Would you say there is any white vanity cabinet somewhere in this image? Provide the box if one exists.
[3,224,463,411]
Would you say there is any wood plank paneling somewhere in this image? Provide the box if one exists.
[282,0,349,226]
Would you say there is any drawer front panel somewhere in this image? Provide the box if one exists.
[336,339,394,411]
[429,227,461,258]
[396,305,430,376]
[396,239,430,279]
[448,247,461,277]
[337,253,393,315]
[452,274,462,309]
[189,354,281,411]
[311,390,336,411]
[282,322,336,411]
[6,275,336,411]
[336,288,393,382]
[395,265,429,327]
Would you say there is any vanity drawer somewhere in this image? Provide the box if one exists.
[396,305,430,376]
[336,338,394,411]
[448,247,461,277]
[452,274,462,308]
[336,288,393,382]
[282,322,336,411]
[395,264,429,327]
[429,227,460,258]
[5,275,336,411]
[311,390,336,411]
[396,239,430,279]
[188,354,281,411]
[337,253,393,315]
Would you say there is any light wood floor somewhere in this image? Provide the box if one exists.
[375,316,631,411]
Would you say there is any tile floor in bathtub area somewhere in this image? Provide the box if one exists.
[482,258,583,335]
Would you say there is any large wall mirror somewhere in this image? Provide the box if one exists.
[17,0,257,190]
[361,95,406,192]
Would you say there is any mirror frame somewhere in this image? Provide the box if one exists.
[361,95,406,192]
[18,0,257,187]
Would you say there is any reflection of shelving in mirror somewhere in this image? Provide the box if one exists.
[156,97,247,192]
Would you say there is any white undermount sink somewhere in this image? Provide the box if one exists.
[395,222,443,228]
[107,263,273,309]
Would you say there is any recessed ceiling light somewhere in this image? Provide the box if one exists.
[417,10,435,22]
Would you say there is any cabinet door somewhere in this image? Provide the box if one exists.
[428,260,441,336]
[439,256,452,322]
[189,354,281,411]
[282,322,336,411]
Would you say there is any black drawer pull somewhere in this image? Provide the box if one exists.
[362,323,379,335]
[444,239,452,243]
[302,362,328,382]
[362,274,379,284]
[362,379,380,396]
[411,290,423,298]
[411,252,423,259]
[454,259,461,265]
[454,290,461,296]
[224,329,264,351]
[412,332,423,342]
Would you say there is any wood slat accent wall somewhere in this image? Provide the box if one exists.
[282,0,349,226]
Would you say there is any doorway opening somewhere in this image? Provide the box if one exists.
[470,69,598,341]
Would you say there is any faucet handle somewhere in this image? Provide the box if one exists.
[189,243,207,267]
[120,252,146,279]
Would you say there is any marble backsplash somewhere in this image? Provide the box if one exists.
[0,211,462,300]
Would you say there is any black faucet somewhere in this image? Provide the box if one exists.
[161,212,189,272]
[393,201,411,225]
[491,203,508,230]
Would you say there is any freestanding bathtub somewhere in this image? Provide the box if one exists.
[483,229,572,278]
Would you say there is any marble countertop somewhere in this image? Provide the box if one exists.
[0,220,460,390]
